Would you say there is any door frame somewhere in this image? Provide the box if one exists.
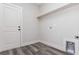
[5,3,23,47]
[1,3,23,51]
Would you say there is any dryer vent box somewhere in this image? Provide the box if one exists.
[66,41,75,55]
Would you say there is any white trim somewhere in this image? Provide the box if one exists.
[2,3,23,48]
[3,3,22,9]
[21,40,40,47]
[37,3,79,18]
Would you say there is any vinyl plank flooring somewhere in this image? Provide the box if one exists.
[0,42,68,55]
[9,50,14,55]
[12,49,18,55]
[25,45,37,55]
[0,50,9,55]
[21,46,33,55]
[30,45,39,52]
[16,48,25,55]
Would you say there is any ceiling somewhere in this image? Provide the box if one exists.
[34,3,44,6]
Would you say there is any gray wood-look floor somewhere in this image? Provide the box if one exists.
[0,42,68,55]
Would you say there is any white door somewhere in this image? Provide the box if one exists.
[0,4,22,52]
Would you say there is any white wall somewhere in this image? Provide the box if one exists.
[39,3,69,15]
[39,4,79,51]
[13,3,79,52]
[14,3,40,46]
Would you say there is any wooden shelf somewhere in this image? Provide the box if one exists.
[37,3,75,19]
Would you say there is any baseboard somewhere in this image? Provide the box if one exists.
[39,40,65,52]
[0,40,40,52]
[0,40,66,54]
[0,43,20,52]
[21,40,40,47]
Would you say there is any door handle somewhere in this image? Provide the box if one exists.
[18,26,21,28]
[18,26,21,31]
[18,29,21,31]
